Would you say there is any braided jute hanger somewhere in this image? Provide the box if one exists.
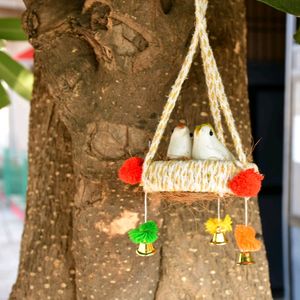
[141,0,257,195]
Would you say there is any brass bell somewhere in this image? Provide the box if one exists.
[237,251,255,265]
[210,227,227,246]
[136,243,156,257]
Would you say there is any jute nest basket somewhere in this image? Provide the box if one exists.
[141,0,258,203]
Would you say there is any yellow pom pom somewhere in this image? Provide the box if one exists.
[205,214,232,235]
[222,215,233,232]
[205,218,219,235]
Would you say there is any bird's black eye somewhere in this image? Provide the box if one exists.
[209,130,213,136]
[190,132,193,138]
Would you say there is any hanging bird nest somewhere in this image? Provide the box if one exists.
[145,160,240,203]
[150,191,232,205]
[122,0,264,263]
[140,0,262,204]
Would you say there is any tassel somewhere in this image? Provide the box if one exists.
[128,220,159,244]
[205,214,232,235]
[228,168,264,197]
[118,157,144,185]
[234,224,261,252]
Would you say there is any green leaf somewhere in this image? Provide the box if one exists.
[294,26,300,44]
[0,39,5,49]
[257,0,300,15]
[0,50,33,100]
[128,220,159,244]
[0,18,27,41]
[0,81,10,108]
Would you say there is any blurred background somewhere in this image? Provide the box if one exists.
[0,1,31,299]
[0,0,299,299]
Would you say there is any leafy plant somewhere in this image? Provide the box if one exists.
[0,82,10,109]
[258,0,300,15]
[0,18,33,109]
[257,0,300,43]
[0,51,33,100]
[0,18,27,40]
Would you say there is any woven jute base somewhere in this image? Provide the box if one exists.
[149,192,233,205]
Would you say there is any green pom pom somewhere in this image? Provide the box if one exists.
[128,220,159,244]
[139,220,158,233]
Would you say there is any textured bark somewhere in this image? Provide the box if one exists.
[11,0,272,299]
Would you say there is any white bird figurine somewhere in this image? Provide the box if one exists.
[192,124,234,161]
[167,122,192,160]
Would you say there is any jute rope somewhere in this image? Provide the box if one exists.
[197,1,225,146]
[142,5,202,178]
[197,0,247,163]
[143,160,237,193]
[142,0,248,187]
[144,192,148,223]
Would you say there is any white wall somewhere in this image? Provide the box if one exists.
[0,0,24,9]
[0,107,9,150]
[8,89,30,152]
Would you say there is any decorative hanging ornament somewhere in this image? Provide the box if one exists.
[237,251,255,265]
[167,122,192,160]
[118,0,264,202]
[235,198,261,265]
[128,193,158,256]
[205,198,232,245]
[128,220,158,257]
[192,124,235,161]
[228,169,264,197]
[136,242,156,257]
[118,157,144,185]
[210,226,228,246]
[117,0,265,265]
[138,0,264,203]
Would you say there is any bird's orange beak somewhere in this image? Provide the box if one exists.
[177,122,186,128]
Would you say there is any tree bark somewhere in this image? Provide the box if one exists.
[11,0,272,299]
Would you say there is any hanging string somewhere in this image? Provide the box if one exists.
[144,192,148,223]
[217,198,221,220]
[143,140,151,223]
[142,0,249,184]
[196,0,247,163]
[141,5,202,178]
[244,197,249,226]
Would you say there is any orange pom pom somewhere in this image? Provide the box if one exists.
[228,168,264,197]
[118,157,144,185]
[234,225,261,252]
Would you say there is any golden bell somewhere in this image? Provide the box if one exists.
[210,228,227,246]
[237,251,255,265]
[136,243,156,257]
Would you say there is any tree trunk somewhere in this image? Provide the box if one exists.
[11,0,272,299]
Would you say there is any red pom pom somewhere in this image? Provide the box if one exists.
[118,157,144,185]
[228,168,264,197]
